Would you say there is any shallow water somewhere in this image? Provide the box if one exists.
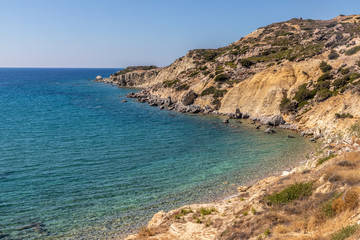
[0,68,312,239]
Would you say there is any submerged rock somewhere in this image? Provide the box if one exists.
[265,128,276,134]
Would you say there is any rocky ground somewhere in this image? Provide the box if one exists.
[124,149,360,240]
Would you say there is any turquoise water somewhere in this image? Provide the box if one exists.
[0,68,312,239]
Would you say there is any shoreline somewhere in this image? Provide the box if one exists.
[93,82,359,239]
[93,81,321,239]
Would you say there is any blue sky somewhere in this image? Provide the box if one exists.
[1,0,360,68]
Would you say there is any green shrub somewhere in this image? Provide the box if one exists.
[188,71,199,77]
[174,208,193,219]
[317,154,336,165]
[225,61,237,68]
[240,58,254,68]
[330,224,358,240]
[264,228,270,236]
[200,86,216,96]
[202,51,218,61]
[340,68,350,75]
[212,98,221,110]
[215,65,224,75]
[320,61,332,72]
[315,80,331,90]
[266,182,313,205]
[328,50,339,60]
[214,74,228,82]
[242,211,248,216]
[345,46,360,56]
[298,101,309,109]
[293,84,316,102]
[280,97,297,113]
[316,89,332,102]
[251,207,256,214]
[335,113,354,119]
[199,207,216,215]
[349,72,360,81]
[333,78,348,89]
[318,72,333,81]
[213,89,228,98]
[163,79,179,88]
[176,84,189,91]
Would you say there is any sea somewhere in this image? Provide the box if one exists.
[0,68,312,239]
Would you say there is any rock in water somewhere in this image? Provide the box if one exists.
[95,75,102,81]
[223,119,229,124]
[181,90,198,106]
[265,128,276,134]
[235,108,242,119]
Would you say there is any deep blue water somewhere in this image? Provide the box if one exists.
[0,68,312,239]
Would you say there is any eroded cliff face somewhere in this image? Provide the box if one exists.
[102,14,360,141]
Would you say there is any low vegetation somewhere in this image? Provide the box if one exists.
[330,224,358,240]
[320,61,332,72]
[335,113,354,119]
[344,45,360,56]
[317,154,336,165]
[266,182,313,205]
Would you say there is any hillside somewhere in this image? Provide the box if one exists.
[100,14,360,143]
[98,15,360,239]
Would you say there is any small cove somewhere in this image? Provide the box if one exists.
[0,68,313,239]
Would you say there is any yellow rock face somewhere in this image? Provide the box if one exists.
[219,61,320,117]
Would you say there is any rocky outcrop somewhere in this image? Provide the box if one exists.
[101,67,161,88]
[181,90,198,106]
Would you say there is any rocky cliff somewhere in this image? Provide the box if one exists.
[102,14,360,143]
[97,14,360,240]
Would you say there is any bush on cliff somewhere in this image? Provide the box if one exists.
[200,86,216,96]
[214,74,228,82]
[279,97,297,113]
[293,84,316,102]
[266,182,313,205]
[345,46,360,56]
[320,61,332,73]
[240,58,254,68]
[213,89,228,98]
[317,72,333,81]
[316,89,332,102]
[328,50,339,60]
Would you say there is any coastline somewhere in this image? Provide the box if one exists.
[94,71,360,239]
[124,142,360,240]
[94,83,318,239]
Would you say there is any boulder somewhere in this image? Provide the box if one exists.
[242,113,250,119]
[95,75,102,81]
[235,108,242,119]
[265,128,276,134]
[223,119,229,124]
[164,97,172,106]
[260,115,285,126]
[181,90,198,106]
[187,105,202,113]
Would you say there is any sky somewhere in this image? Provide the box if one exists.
[1,0,360,68]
